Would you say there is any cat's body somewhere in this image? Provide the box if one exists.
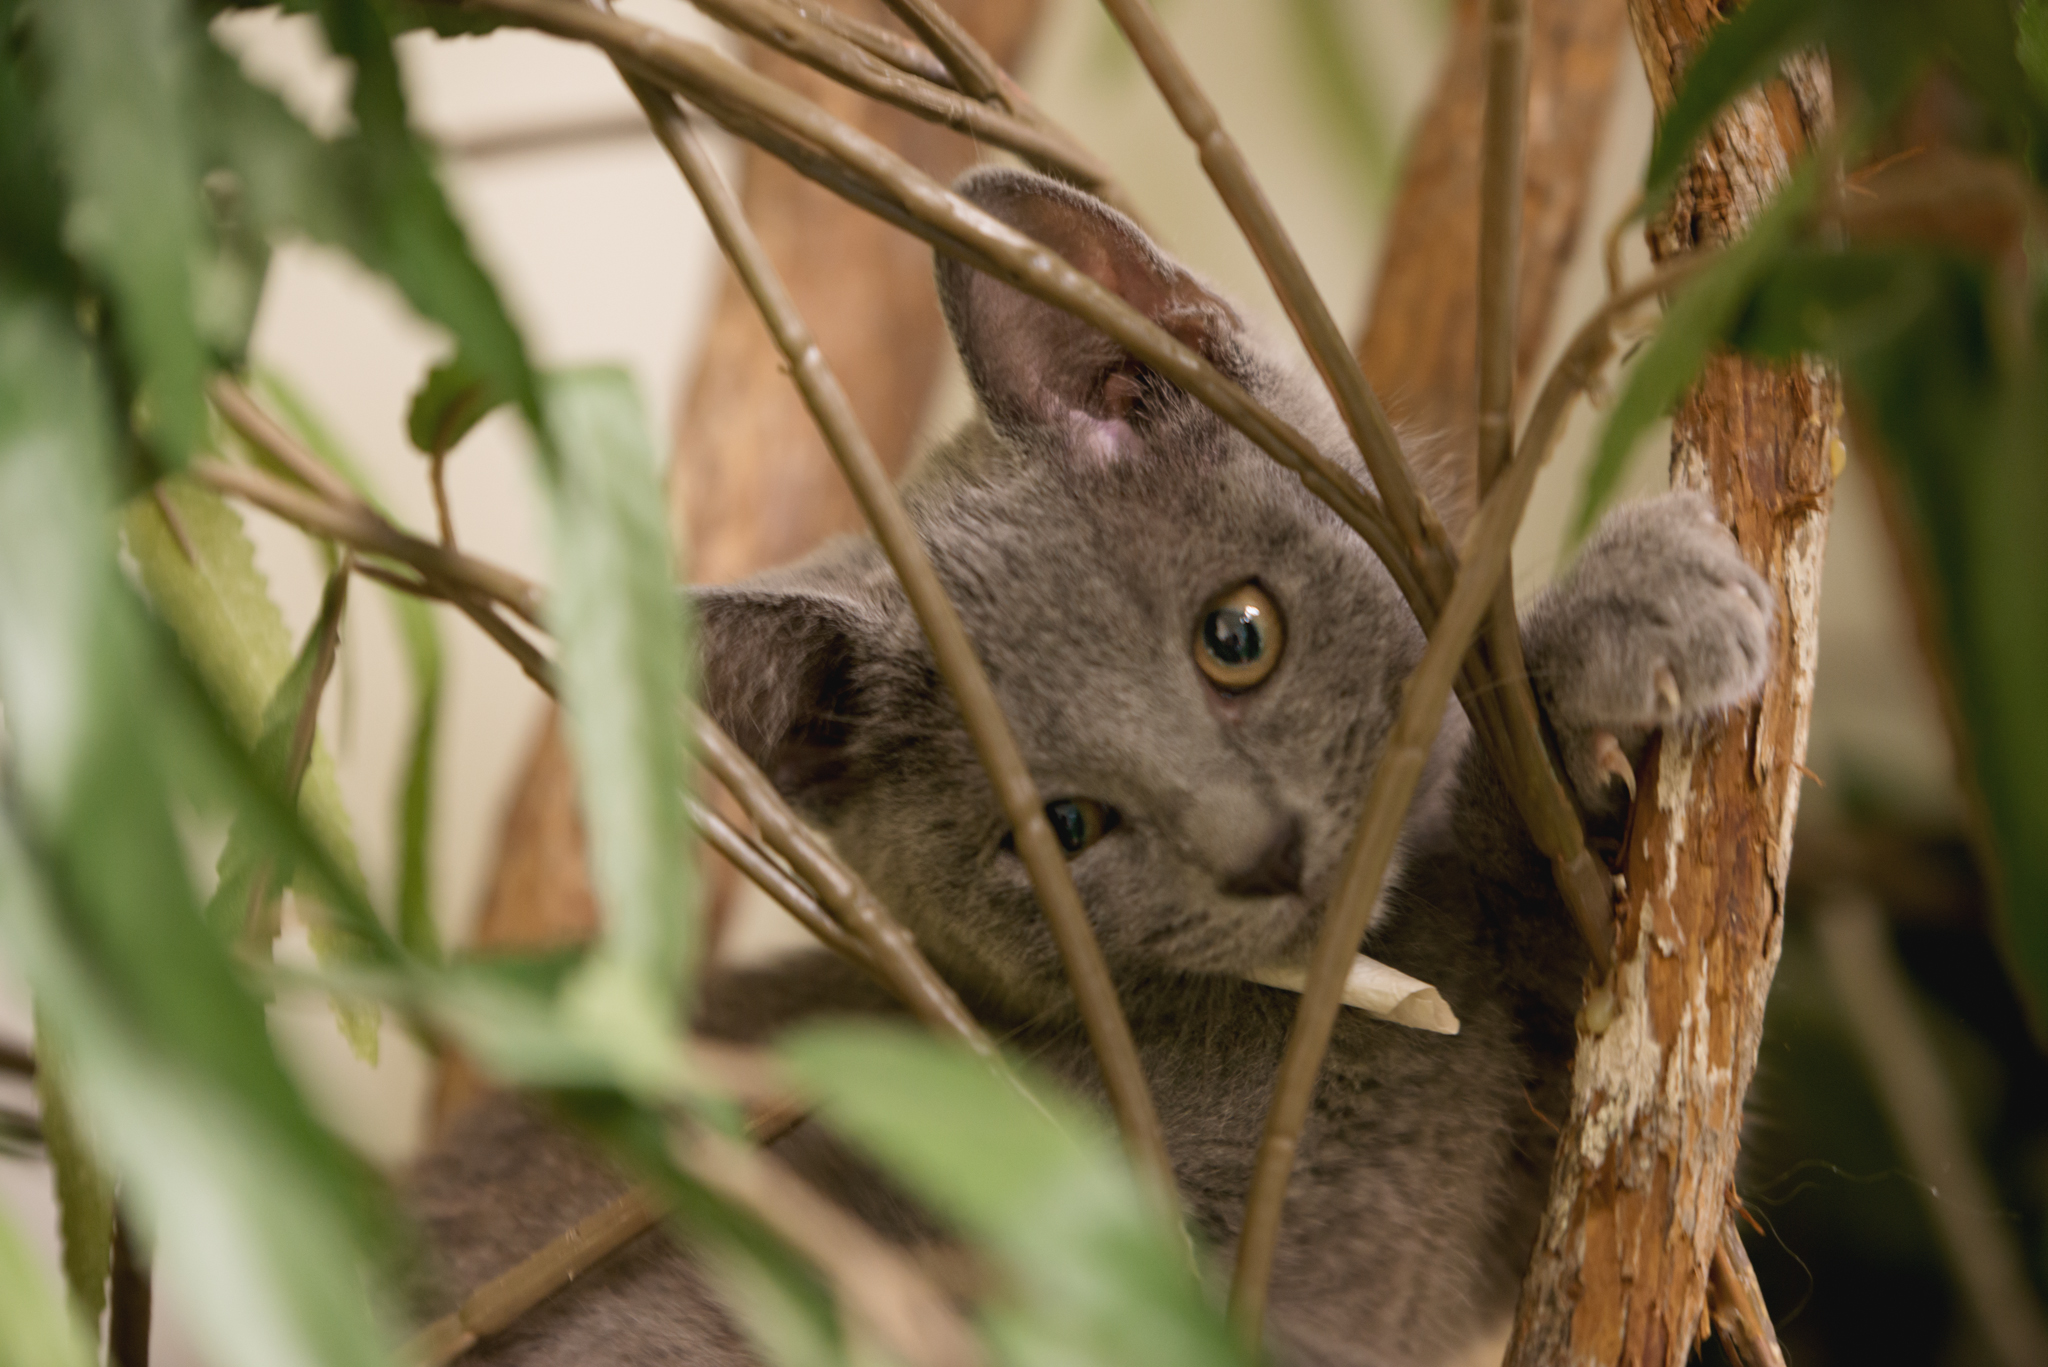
[409,170,1774,1367]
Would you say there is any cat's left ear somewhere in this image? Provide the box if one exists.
[936,168,1242,461]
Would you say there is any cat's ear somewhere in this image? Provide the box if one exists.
[693,571,883,812]
[937,167,1241,459]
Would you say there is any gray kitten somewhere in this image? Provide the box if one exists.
[409,169,1773,1367]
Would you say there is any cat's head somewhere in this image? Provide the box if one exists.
[695,169,1432,1015]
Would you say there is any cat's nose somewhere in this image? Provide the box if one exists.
[1220,814,1304,898]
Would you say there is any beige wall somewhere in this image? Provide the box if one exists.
[0,4,1953,1361]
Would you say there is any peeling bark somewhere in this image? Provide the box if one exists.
[435,0,1046,1130]
[1357,0,1631,517]
[1503,6,1837,1362]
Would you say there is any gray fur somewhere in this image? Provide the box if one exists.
[405,169,1773,1367]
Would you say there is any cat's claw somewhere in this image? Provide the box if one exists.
[1652,664,1681,720]
[1592,731,1635,800]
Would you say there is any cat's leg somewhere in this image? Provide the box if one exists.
[1517,490,1774,822]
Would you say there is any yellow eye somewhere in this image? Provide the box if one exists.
[1195,583,1283,691]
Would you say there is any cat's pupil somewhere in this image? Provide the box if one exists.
[1048,800,1090,852]
[1204,606,1264,666]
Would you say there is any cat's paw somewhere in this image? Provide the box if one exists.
[1526,492,1774,812]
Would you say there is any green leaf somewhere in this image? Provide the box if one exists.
[407,353,510,458]
[202,567,350,953]
[542,369,695,1005]
[123,478,381,1058]
[30,1011,113,1334]
[243,371,445,960]
[1644,0,1822,205]
[29,0,210,464]
[394,591,443,961]
[0,20,74,291]
[304,0,550,457]
[1814,257,2048,1034]
[0,1201,96,1367]
[1572,162,1820,542]
[779,1025,1246,1367]
[0,285,396,1367]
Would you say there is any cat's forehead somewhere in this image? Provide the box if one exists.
[911,415,1353,627]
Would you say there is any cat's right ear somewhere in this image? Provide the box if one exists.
[692,574,880,813]
[936,168,1241,461]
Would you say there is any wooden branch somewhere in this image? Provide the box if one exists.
[1503,5,1837,1359]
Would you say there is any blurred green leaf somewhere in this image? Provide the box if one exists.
[779,1025,1246,1367]
[0,285,396,1367]
[28,0,210,464]
[1572,164,1819,542]
[203,567,350,952]
[304,0,550,455]
[393,587,443,961]
[1827,261,2048,1035]
[124,478,381,1058]
[243,371,447,960]
[0,1201,96,1367]
[30,1011,113,1334]
[407,352,510,458]
[0,16,74,291]
[542,369,695,1007]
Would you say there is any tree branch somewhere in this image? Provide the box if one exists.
[1503,6,1838,1358]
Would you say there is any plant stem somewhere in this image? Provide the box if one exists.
[681,0,1112,190]
[686,793,878,971]
[409,1103,807,1367]
[242,565,352,952]
[469,0,1407,575]
[874,0,1006,104]
[1098,0,1446,577]
[632,89,1175,1196]
[189,457,543,626]
[678,1123,986,1367]
[1223,249,1705,1342]
[774,0,955,87]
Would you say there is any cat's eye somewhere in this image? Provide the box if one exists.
[1195,583,1284,691]
[1005,799,1120,857]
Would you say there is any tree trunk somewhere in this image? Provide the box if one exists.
[1504,4,1836,1361]
[435,0,1048,1128]
[1356,0,1632,522]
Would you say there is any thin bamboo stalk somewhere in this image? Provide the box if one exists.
[1224,253,1706,1341]
[471,0,1409,577]
[628,85,1175,1196]
[680,0,1111,190]
[875,0,1005,103]
[199,382,990,1056]
[1097,0,1446,577]
[678,1124,985,1367]
[188,457,544,626]
[408,1102,808,1367]
[774,0,954,87]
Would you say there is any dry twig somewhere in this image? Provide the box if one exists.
[625,84,1172,1193]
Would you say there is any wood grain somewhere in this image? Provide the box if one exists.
[1356,0,1631,526]
[437,0,1046,1129]
[1503,3,1837,1360]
